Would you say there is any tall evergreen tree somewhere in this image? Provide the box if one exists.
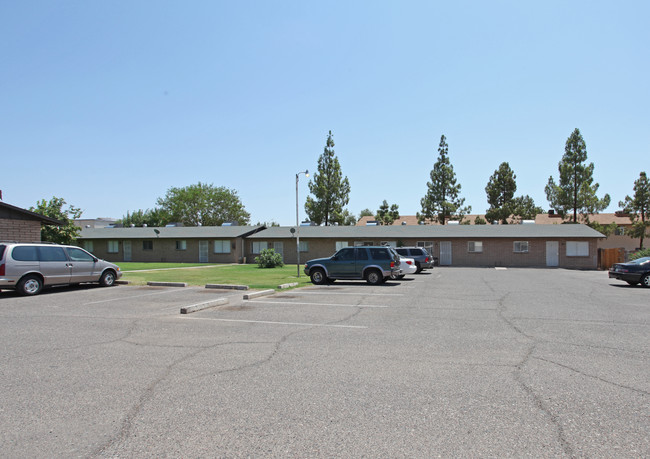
[485,162,517,224]
[375,200,400,225]
[419,135,470,224]
[619,171,650,248]
[545,128,610,222]
[305,131,351,225]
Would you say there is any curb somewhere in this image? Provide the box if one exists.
[205,284,249,290]
[116,280,130,285]
[180,298,228,314]
[278,282,298,289]
[147,282,188,287]
[243,289,275,300]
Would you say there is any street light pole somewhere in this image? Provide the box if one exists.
[296,169,309,277]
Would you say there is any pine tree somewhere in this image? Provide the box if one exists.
[485,162,517,224]
[619,171,650,249]
[376,200,400,225]
[419,135,470,224]
[305,131,351,225]
[545,128,610,222]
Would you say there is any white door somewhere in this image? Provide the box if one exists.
[546,241,559,267]
[273,242,284,261]
[440,241,452,266]
[123,241,132,262]
[199,241,209,263]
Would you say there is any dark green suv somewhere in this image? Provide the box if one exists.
[304,246,401,285]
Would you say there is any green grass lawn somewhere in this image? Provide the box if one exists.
[118,263,312,290]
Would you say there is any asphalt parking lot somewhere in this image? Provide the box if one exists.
[1,268,648,457]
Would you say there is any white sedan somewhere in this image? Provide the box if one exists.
[394,256,417,279]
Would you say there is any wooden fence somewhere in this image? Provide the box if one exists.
[598,248,625,270]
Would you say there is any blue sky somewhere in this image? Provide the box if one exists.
[2,1,648,225]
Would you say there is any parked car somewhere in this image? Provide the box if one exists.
[608,256,650,287]
[0,242,122,296]
[394,247,435,273]
[304,246,401,285]
[393,256,417,279]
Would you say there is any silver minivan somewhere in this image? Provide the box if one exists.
[0,242,122,296]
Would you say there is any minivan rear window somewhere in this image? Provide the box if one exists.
[11,246,39,261]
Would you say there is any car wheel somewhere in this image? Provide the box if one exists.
[310,269,327,285]
[99,270,116,287]
[17,275,43,296]
[415,262,423,273]
[641,274,650,288]
[366,269,382,285]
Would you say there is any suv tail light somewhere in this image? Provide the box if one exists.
[425,257,429,262]
[390,261,395,268]
[0,263,4,276]
[406,260,412,265]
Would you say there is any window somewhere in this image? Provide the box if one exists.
[252,241,268,254]
[355,247,368,260]
[12,246,39,261]
[369,248,391,260]
[299,241,309,252]
[176,240,187,251]
[417,241,434,255]
[83,241,94,253]
[566,241,589,257]
[336,248,355,260]
[468,241,483,253]
[107,241,119,253]
[514,241,529,253]
[214,240,230,254]
[615,227,625,236]
[143,241,153,251]
[67,247,95,262]
[38,246,68,262]
[335,241,349,251]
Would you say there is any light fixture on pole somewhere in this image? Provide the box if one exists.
[296,169,309,277]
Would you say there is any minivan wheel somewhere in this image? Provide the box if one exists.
[99,270,116,287]
[17,275,43,296]
[310,269,327,285]
[366,269,382,285]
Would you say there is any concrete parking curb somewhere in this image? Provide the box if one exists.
[243,289,275,299]
[116,280,130,285]
[147,282,188,287]
[180,298,228,314]
[278,282,298,289]
[205,284,249,290]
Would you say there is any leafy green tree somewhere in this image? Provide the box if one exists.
[157,182,250,226]
[485,162,517,224]
[305,130,351,226]
[337,209,358,226]
[375,200,400,225]
[510,195,544,222]
[419,135,470,224]
[358,208,374,219]
[619,171,650,248]
[545,128,610,223]
[588,221,619,238]
[30,197,82,244]
[474,216,487,225]
[117,208,170,227]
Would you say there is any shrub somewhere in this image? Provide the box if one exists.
[630,247,650,260]
[255,248,284,268]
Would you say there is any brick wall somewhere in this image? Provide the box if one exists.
[0,218,42,242]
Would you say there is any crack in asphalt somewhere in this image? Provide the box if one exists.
[92,299,368,456]
[489,277,577,458]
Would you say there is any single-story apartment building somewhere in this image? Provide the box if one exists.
[245,224,605,269]
[78,225,265,263]
[77,223,604,269]
[0,201,63,242]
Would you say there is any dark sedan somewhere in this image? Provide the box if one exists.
[609,256,650,287]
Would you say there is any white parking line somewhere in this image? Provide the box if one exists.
[245,300,388,308]
[180,316,367,329]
